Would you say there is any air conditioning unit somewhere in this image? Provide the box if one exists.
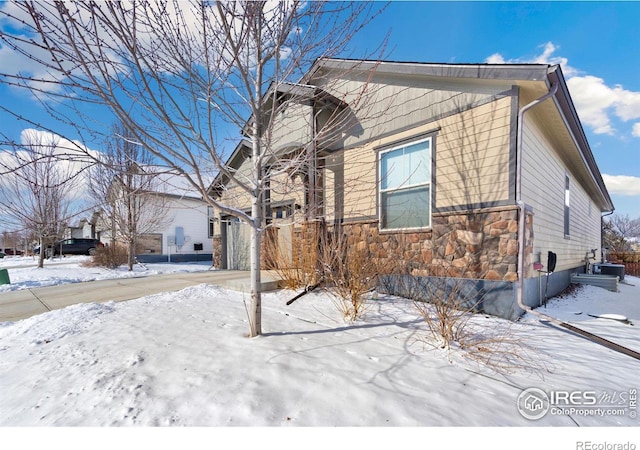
[593,263,625,281]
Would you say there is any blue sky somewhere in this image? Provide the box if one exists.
[0,1,638,218]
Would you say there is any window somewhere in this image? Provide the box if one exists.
[564,175,570,237]
[208,206,215,238]
[379,137,432,230]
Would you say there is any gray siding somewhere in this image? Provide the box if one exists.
[521,115,601,275]
[315,71,513,151]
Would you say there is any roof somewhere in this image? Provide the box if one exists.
[110,168,209,202]
[208,139,251,199]
[308,58,554,83]
[210,58,614,212]
[309,58,613,212]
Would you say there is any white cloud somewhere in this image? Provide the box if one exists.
[485,53,505,64]
[566,76,616,135]
[613,86,640,122]
[0,1,295,98]
[0,2,204,95]
[529,42,577,77]
[486,42,640,137]
[487,42,577,76]
[602,174,640,196]
[567,77,640,135]
[0,129,102,202]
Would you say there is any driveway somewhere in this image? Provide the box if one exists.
[0,270,279,322]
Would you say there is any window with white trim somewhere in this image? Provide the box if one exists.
[379,137,432,230]
[208,206,215,238]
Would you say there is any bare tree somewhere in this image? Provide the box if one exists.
[0,229,24,255]
[0,1,385,336]
[0,131,80,268]
[604,214,640,252]
[89,122,171,271]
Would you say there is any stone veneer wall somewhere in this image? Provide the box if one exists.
[226,207,535,320]
[217,206,536,294]
[212,236,222,268]
[340,207,527,282]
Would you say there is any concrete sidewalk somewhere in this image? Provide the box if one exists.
[0,270,280,322]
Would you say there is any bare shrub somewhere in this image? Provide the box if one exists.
[455,320,549,375]
[276,221,383,322]
[265,223,321,290]
[408,274,483,351]
[320,227,381,322]
[380,261,547,374]
[85,245,128,269]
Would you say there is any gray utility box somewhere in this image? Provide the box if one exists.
[593,263,625,281]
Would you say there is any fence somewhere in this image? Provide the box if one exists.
[608,252,640,277]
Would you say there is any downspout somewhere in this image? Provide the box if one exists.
[515,78,559,322]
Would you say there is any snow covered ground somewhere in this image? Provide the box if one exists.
[0,255,213,292]
[1,258,639,448]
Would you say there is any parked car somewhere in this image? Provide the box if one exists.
[1,248,24,256]
[35,238,104,256]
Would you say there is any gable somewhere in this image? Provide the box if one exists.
[310,67,515,152]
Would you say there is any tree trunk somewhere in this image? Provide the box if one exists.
[249,146,263,337]
[249,216,262,337]
[38,237,45,269]
[128,239,135,271]
[249,87,263,337]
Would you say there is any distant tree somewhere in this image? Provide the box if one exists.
[603,214,640,252]
[89,122,171,271]
[0,230,22,254]
[0,131,79,268]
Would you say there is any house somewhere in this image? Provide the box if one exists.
[211,59,614,319]
[129,192,214,263]
[65,212,103,240]
[64,222,84,239]
[98,175,215,263]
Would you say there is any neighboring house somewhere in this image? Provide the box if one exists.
[132,192,214,263]
[211,59,614,319]
[65,212,103,240]
[64,222,85,239]
[99,176,214,263]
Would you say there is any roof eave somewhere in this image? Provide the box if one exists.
[546,66,614,212]
[311,58,553,83]
[208,139,252,199]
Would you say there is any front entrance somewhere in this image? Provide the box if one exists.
[225,217,251,270]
